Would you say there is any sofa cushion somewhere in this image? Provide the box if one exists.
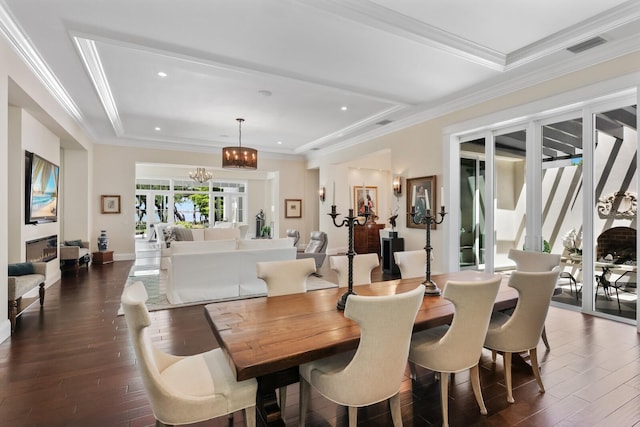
[173,227,194,241]
[64,239,83,247]
[8,262,35,276]
[204,228,240,240]
[237,238,294,250]
[170,239,237,255]
[190,229,206,241]
[8,274,45,300]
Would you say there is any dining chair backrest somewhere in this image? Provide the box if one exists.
[508,248,561,272]
[308,284,425,405]
[394,250,426,279]
[486,270,559,351]
[257,258,316,296]
[329,253,379,287]
[411,277,502,372]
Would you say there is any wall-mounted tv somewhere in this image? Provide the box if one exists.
[25,151,59,224]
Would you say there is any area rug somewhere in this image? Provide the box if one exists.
[119,262,338,314]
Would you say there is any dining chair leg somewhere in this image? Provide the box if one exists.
[299,377,310,427]
[541,326,550,350]
[491,349,497,362]
[409,361,417,379]
[348,406,358,427]
[244,406,256,427]
[470,364,488,415]
[530,347,545,393]
[389,393,403,426]
[504,352,514,403]
[278,387,287,421]
[439,372,450,427]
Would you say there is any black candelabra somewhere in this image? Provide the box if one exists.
[409,205,447,296]
[329,205,370,310]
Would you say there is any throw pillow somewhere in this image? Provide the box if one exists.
[64,240,83,247]
[173,227,194,241]
[8,262,35,276]
[163,227,176,248]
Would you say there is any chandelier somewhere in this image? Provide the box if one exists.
[222,118,258,170]
[189,167,212,183]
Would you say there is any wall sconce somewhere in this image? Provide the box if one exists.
[393,176,402,196]
[319,186,326,202]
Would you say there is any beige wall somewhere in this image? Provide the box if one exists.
[311,52,640,271]
[93,144,315,258]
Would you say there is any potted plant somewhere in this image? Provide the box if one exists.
[562,228,582,260]
[260,225,272,239]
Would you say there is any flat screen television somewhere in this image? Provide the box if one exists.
[25,151,59,224]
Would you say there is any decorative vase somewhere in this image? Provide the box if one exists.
[97,230,109,252]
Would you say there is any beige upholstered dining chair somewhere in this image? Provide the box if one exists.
[484,270,560,403]
[408,276,501,427]
[256,257,316,416]
[508,248,561,272]
[329,253,379,287]
[507,248,561,350]
[257,258,316,296]
[121,282,257,427]
[299,284,426,427]
[394,249,426,279]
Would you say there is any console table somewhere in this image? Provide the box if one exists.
[354,222,385,254]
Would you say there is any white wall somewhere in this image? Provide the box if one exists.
[1,31,93,342]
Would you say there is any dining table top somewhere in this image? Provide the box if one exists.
[204,270,517,381]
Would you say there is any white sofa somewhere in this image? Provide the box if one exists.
[159,225,242,269]
[167,238,296,304]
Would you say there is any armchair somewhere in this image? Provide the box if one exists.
[296,231,328,270]
[286,229,301,250]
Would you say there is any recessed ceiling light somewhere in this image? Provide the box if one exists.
[341,106,348,111]
[277,141,282,145]
[154,127,161,131]
[157,71,167,77]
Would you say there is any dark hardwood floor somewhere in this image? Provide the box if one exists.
[2,259,640,426]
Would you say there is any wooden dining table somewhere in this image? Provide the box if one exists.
[204,270,518,426]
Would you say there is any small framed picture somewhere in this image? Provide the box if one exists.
[285,199,302,218]
[353,186,378,219]
[101,195,121,214]
[406,176,437,229]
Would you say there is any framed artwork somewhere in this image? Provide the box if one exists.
[101,195,121,214]
[353,186,378,219]
[285,199,302,218]
[406,176,437,229]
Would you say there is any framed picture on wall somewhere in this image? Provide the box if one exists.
[101,195,121,214]
[353,186,378,219]
[285,199,302,218]
[406,176,437,229]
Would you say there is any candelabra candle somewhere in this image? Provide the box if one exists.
[409,205,447,296]
[329,205,370,310]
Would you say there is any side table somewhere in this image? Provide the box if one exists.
[92,250,114,265]
[382,236,404,276]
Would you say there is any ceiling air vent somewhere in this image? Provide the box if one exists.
[376,119,393,126]
[567,37,607,54]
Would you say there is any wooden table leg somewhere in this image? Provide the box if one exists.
[256,367,299,427]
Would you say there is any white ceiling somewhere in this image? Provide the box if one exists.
[1,0,639,159]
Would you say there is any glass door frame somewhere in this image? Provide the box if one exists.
[445,84,639,328]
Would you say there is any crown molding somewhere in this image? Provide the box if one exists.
[73,36,124,136]
[0,2,83,122]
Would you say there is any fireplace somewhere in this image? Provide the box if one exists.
[596,227,636,263]
[26,235,58,263]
